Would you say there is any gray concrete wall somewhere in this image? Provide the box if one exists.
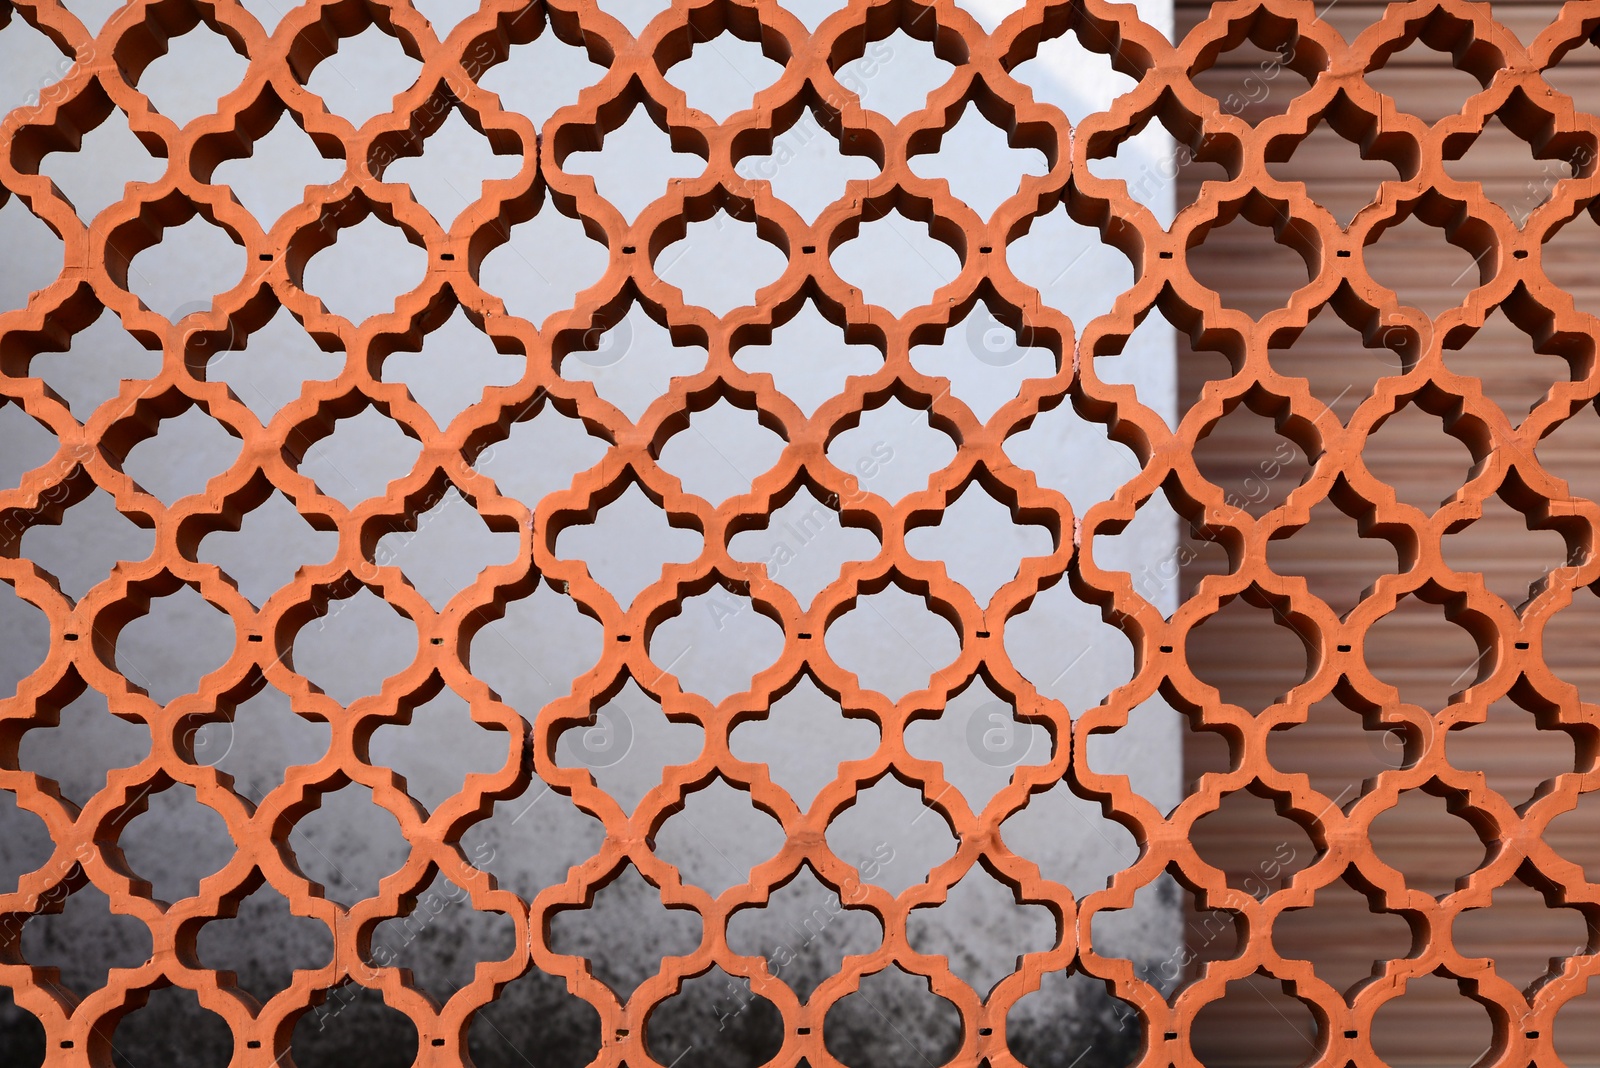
[0,2,1179,1065]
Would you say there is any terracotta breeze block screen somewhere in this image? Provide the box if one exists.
[3,0,1600,1064]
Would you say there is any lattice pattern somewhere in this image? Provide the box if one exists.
[3,0,1600,1063]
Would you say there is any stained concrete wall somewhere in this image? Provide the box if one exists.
[0,2,1178,1065]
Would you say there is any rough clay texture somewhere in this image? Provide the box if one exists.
[1,0,1598,1065]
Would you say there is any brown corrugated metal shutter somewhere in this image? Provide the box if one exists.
[1179,2,1600,1061]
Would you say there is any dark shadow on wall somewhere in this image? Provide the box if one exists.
[0,943,1158,1068]
[0,987,46,1068]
